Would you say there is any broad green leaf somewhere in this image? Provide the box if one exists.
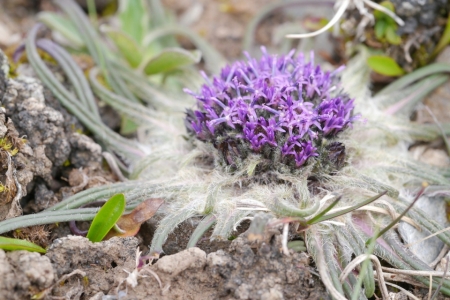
[367,55,405,76]
[374,20,387,40]
[118,0,147,44]
[432,13,450,58]
[143,48,201,75]
[37,12,85,48]
[87,193,126,242]
[385,26,401,45]
[103,28,143,68]
[0,236,46,253]
[104,198,164,240]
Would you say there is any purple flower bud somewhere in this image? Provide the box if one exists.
[185,47,357,169]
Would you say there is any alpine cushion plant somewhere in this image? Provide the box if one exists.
[185,48,357,173]
[2,28,450,297]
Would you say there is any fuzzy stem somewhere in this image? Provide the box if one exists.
[89,68,182,135]
[384,74,448,115]
[212,210,251,239]
[111,60,182,110]
[0,208,99,234]
[55,0,139,104]
[408,123,450,142]
[36,39,100,117]
[322,237,346,296]
[308,228,347,300]
[54,0,105,74]
[270,198,320,218]
[187,215,216,248]
[26,24,146,163]
[149,200,203,255]
[48,181,146,211]
[89,68,160,125]
[377,64,450,96]
[107,68,141,104]
[383,232,450,295]
[341,224,376,299]
[353,224,450,296]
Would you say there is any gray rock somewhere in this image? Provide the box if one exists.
[0,249,55,300]
[398,195,448,264]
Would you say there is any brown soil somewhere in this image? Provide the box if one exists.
[42,235,325,299]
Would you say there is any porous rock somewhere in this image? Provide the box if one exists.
[0,249,55,299]
[0,49,107,217]
[46,236,138,297]
[117,235,326,300]
[156,247,207,276]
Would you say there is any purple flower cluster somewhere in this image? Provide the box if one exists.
[185,48,356,169]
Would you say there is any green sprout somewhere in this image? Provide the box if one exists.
[367,55,405,77]
[373,1,401,45]
[86,193,125,242]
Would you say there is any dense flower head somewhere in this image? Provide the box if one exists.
[185,48,357,170]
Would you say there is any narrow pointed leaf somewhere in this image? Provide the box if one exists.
[307,196,341,225]
[316,191,387,223]
[366,185,426,246]
[0,236,46,253]
[143,48,201,75]
[87,193,126,242]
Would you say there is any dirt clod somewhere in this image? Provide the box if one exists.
[33,232,328,300]
[156,247,207,276]
[46,236,139,297]
[0,249,55,299]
